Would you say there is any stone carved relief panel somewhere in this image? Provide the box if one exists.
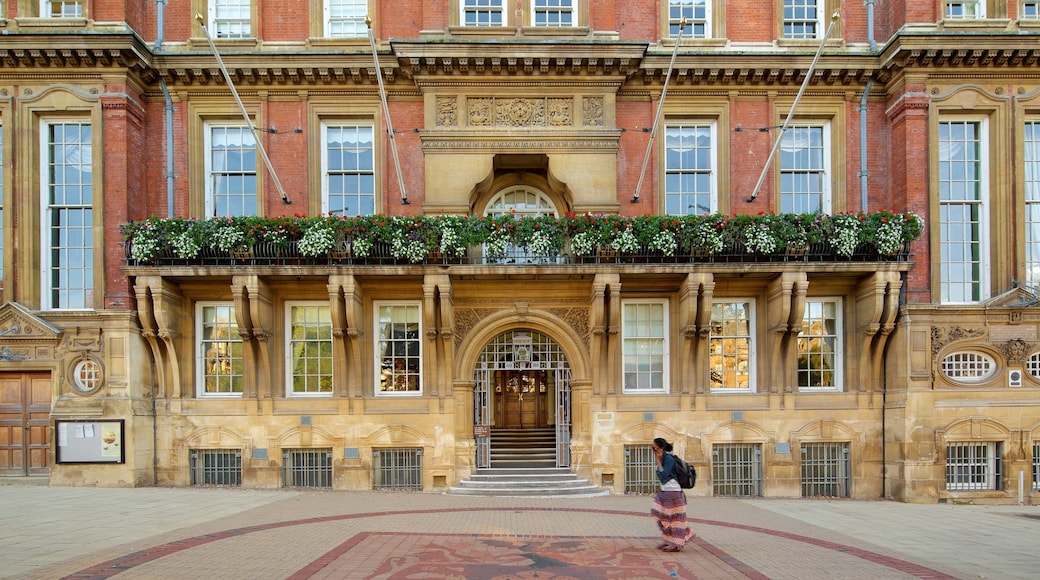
[437,96,458,127]
[930,325,985,357]
[583,96,604,126]
[453,307,591,350]
[463,97,574,128]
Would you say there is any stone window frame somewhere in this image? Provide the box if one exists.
[307,102,383,216]
[374,300,423,397]
[188,102,266,218]
[770,100,846,215]
[659,101,730,216]
[196,301,244,398]
[709,298,758,393]
[620,298,671,394]
[940,350,998,384]
[797,297,844,392]
[285,301,335,398]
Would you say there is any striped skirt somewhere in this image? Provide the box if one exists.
[650,490,694,548]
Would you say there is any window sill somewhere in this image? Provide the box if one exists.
[520,26,592,38]
[188,37,260,51]
[307,37,370,49]
[15,17,88,28]
[657,38,729,49]
[939,18,1012,31]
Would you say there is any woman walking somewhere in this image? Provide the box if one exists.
[650,437,694,552]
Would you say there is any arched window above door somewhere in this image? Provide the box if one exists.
[485,186,559,217]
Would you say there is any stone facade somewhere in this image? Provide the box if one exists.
[0,1,1039,504]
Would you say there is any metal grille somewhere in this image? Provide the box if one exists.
[473,330,571,467]
[373,448,423,491]
[624,445,658,494]
[800,442,850,497]
[946,441,1002,491]
[190,449,242,486]
[282,448,333,489]
[712,444,762,497]
[1034,442,1040,492]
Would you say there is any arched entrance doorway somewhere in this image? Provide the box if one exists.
[473,330,571,468]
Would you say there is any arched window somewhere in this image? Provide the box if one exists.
[484,186,561,264]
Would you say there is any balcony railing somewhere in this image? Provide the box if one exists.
[123,239,911,267]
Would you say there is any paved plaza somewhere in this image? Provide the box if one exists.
[0,480,1036,579]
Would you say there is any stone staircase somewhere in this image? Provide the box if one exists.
[447,428,609,497]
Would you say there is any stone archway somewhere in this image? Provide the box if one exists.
[472,329,572,468]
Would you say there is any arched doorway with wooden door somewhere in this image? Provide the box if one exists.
[473,330,571,470]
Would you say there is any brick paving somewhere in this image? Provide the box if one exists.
[0,483,1036,579]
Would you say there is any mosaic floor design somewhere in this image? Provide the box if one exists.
[292,532,759,579]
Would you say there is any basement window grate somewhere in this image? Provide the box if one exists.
[800,442,850,497]
[624,444,658,495]
[282,448,333,489]
[190,449,242,486]
[947,441,1002,492]
[712,443,762,497]
[373,448,423,491]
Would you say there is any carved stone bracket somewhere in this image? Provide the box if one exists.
[930,325,986,357]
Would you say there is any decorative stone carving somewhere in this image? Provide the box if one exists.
[436,96,457,127]
[930,325,985,356]
[547,98,572,126]
[454,308,497,348]
[468,98,493,126]
[463,96,578,128]
[999,338,1031,364]
[495,98,544,126]
[583,96,604,126]
[547,307,591,348]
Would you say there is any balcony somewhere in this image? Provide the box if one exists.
[120,212,922,270]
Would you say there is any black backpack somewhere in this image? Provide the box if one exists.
[671,455,697,489]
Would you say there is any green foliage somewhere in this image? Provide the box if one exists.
[121,210,926,263]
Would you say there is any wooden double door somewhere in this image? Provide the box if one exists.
[0,373,51,476]
[493,370,549,429]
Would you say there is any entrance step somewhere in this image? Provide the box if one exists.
[447,468,609,497]
[448,428,608,497]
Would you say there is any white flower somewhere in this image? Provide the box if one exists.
[649,230,677,256]
[298,223,335,256]
[526,231,555,257]
[170,230,201,259]
[874,221,904,255]
[130,230,159,261]
[439,225,467,257]
[743,223,777,254]
[610,227,640,253]
[353,237,373,257]
[485,230,509,258]
[213,226,246,252]
[570,232,596,256]
[829,214,861,257]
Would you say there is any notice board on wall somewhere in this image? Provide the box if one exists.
[55,420,125,464]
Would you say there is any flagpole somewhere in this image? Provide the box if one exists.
[195,14,291,205]
[367,16,409,205]
[632,18,686,203]
[747,10,840,203]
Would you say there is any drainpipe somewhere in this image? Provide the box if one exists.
[858,79,873,211]
[865,0,877,52]
[155,0,175,217]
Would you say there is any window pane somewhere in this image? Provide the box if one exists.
[709,301,753,390]
[209,125,258,217]
[463,0,504,26]
[669,0,709,38]
[327,0,367,37]
[377,304,421,394]
[200,305,244,395]
[623,301,667,392]
[939,120,986,303]
[47,122,93,309]
[783,0,819,39]
[289,305,333,395]
[214,0,251,38]
[798,300,841,389]
[533,0,573,27]
[664,124,714,215]
[325,125,375,215]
